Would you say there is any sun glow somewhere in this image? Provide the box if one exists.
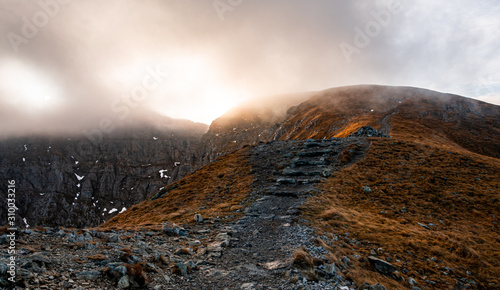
[0,59,62,112]
[145,56,251,124]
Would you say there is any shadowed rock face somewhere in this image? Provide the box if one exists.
[0,124,208,228]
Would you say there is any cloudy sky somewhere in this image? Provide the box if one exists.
[0,0,499,135]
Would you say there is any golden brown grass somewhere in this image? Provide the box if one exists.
[292,248,315,269]
[302,139,500,288]
[86,254,108,261]
[101,147,254,229]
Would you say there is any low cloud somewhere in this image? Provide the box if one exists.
[0,0,498,137]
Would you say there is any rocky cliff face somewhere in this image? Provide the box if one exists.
[0,122,208,228]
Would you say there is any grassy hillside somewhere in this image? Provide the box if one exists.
[303,139,500,288]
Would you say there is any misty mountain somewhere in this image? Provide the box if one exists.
[0,117,208,227]
[203,85,500,159]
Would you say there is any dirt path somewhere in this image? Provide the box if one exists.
[198,138,372,289]
[378,110,399,137]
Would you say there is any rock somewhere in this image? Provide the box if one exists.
[186,260,197,271]
[108,233,122,243]
[241,282,256,289]
[408,277,417,286]
[137,241,147,249]
[418,223,430,230]
[84,232,93,241]
[320,170,331,177]
[76,271,101,281]
[348,126,389,138]
[162,223,187,236]
[277,177,297,184]
[31,253,52,265]
[173,262,188,276]
[194,213,203,223]
[174,247,193,255]
[261,259,291,270]
[117,275,130,289]
[113,266,127,278]
[215,233,231,246]
[188,240,201,246]
[207,242,224,253]
[323,263,336,275]
[367,256,397,275]
[371,283,386,290]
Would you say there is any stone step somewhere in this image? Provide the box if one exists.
[297,149,333,157]
[276,177,297,185]
[303,140,330,148]
[282,168,325,176]
[296,177,322,184]
[275,177,322,185]
[264,184,317,197]
[291,158,327,167]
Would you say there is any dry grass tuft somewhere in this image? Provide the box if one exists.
[292,248,315,269]
[86,254,108,261]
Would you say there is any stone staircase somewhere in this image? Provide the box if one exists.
[264,138,344,197]
[202,138,371,289]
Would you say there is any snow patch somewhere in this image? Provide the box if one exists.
[23,158,25,162]
[174,162,180,166]
[103,208,107,212]
[24,144,27,151]
[23,218,29,228]
[119,207,127,213]
[108,208,118,214]
[153,137,158,140]
[76,184,80,188]
[74,173,84,180]
[39,192,46,196]
[159,169,170,179]
[75,161,79,165]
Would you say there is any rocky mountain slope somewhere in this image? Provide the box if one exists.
[0,118,208,227]
[7,134,498,289]
[203,85,500,160]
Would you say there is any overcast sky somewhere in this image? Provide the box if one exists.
[0,0,499,135]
